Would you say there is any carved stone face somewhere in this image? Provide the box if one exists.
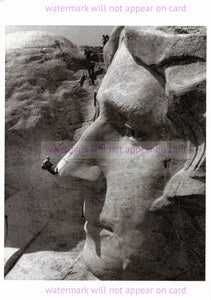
[56,27,206,280]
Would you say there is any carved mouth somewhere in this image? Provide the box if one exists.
[84,221,113,235]
[101,223,113,233]
[100,228,114,238]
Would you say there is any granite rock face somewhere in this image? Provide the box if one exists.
[56,26,206,280]
[5,31,102,279]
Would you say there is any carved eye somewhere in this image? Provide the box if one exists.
[125,124,136,138]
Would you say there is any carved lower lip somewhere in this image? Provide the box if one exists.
[99,228,114,238]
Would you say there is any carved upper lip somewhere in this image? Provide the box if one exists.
[100,221,113,232]
[84,220,113,235]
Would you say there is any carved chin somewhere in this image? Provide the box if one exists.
[82,229,124,280]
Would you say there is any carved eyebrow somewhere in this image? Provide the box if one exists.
[126,44,206,92]
[124,27,206,66]
[104,26,205,80]
[123,27,206,84]
[132,55,166,89]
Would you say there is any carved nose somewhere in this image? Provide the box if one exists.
[55,118,107,181]
[99,205,118,232]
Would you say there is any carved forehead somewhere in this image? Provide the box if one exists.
[103,26,206,118]
[104,26,206,69]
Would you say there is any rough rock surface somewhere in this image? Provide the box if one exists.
[5,31,103,280]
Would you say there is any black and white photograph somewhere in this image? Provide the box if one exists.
[4,25,206,281]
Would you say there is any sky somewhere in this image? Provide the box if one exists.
[5,26,114,46]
